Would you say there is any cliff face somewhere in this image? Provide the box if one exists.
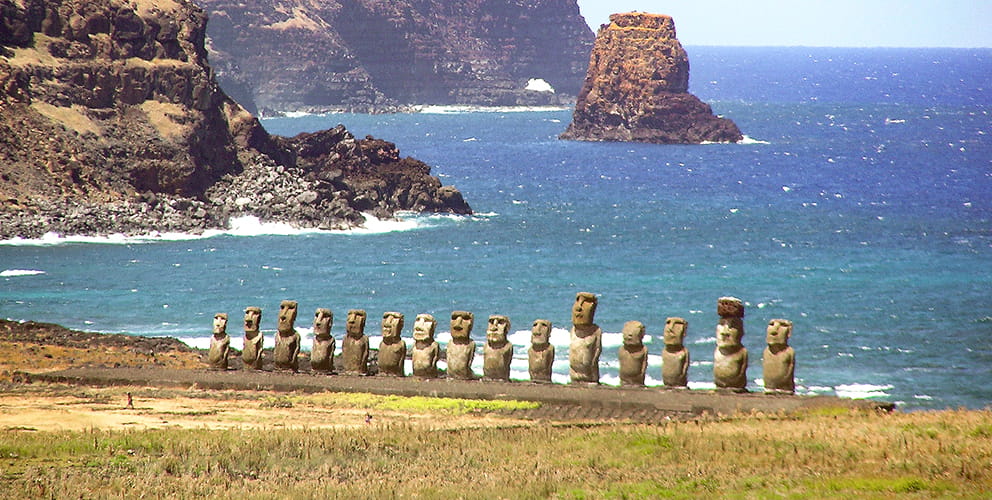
[200,0,595,114]
[560,13,742,144]
[0,0,469,239]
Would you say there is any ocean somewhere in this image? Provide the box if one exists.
[2,47,990,410]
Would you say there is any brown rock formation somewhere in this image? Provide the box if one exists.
[199,0,595,114]
[0,0,470,239]
[560,12,742,144]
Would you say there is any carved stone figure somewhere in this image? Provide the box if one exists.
[377,311,406,377]
[207,313,230,370]
[273,300,301,371]
[310,308,335,373]
[483,315,513,381]
[411,313,440,378]
[242,306,264,370]
[341,309,370,375]
[661,317,690,388]
[763,319,796,394]
[713,297,747,390]
[569,292,602,384]
[446,311,476,380]
[618,320,648,386]
[528,319,555,383]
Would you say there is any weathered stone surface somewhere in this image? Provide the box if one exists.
[714,297,748,391]
[483,315,513,381]
[528,319,555,383]
[560,12,742,144]
[411,313,440,379]
[661,317,689,388]
[618,320,647,387]
[568,292,602,384]
[341,309,369,375]
[446,311,476,380]
[310,308,335,373]
[0,0,472,240]
[763,319,796,394]
[199,0,595,114]
[241,306,264,370]
[206,313,230,371]
[273,300,300,371]
[377,311,406,377]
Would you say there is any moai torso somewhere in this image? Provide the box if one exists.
[483,315,513,381]
[618,320,647,387]
[713,297,748,390]
[661,317,689,388]
[446,311,476,380]
[569,292,602,384]
[273,300,301,371]
[207,313,230,370]
[377,312,406,377]
[762,319,796,394]
[411,314,440,378]
[528,319,555,383]
[310,308,335,373]
[341,309,369,375]
[242,307,264,370]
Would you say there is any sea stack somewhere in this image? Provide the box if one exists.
[560,12,742,144]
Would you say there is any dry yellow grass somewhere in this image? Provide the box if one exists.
[29,102,101,136]
[140,99,190,140]
[5,34,60,68]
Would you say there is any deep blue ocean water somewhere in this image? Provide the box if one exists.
[2,48,990,410]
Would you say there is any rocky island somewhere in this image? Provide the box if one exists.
[199,0,595,114]
[560,12,742,144]
[0,0,470,240]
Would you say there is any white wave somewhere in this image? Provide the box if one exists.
[739,135,770,145]
[414,105,570,114]
[691,336,717,345]
[0,269,46,277]
[834,383,893,399]
[688,381,717,391]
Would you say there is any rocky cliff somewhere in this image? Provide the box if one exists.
[560,13,742,144]
[0,0,469,239]
[200,0,595,114]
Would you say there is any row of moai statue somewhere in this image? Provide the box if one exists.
[206,295,796,393]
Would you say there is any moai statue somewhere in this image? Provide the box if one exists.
[763,319,796,394]
[341,309,370,375]
[377,311,406,377]
[446,311,476,380]
[207,313,231,370]
[273,300,301,371]
[310,308,335,373]
[483,315,513,381]
[713,297,748,391]
[569,292,602,384]
[661,317,690,388]
[618,320,648,387]
[528,319,555,383]
[411,313,441,378]
[242,306,264,370]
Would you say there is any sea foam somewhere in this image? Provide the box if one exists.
[1,269,46,277]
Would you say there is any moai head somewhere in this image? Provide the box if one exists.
[571,292,598,326]
[531,319,552,347]
[346,309,367,338]
[664,317,687,347]
[278,300,298,334]
[313,308,333,339]
[716,318,744,348]
[244,307,261,334]
[213,313,228,336]
[622,320,645,347]
[487,315,511,345]
[766,319,792,347]
[413,314,437,342]
[450,311,474,341]
[382,312,404,341]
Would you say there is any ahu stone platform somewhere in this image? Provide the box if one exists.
[27,367,894,420]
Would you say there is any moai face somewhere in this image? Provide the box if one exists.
[663,317,687,346]
[622,320,645,347]
[766,319,792,346]
[487,315,511,345]
[382,312,404,341]
[531,319,552,347]
[313,308,333,338]
[571,292,598,326]
[346,309,367,338]
[413,314,436,342]
[213,313,228,336]
[450,311,474,341]
[716,318,744,348]
[278,300,298,333]
[244,307,261,333]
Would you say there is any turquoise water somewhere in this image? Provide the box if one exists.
[3,48,990,409]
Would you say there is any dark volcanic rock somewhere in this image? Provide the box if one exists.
[560,12,742,144]
[199,0,595,114]
[0,0,470,239]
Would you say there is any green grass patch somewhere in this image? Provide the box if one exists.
[292,392,540,415]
